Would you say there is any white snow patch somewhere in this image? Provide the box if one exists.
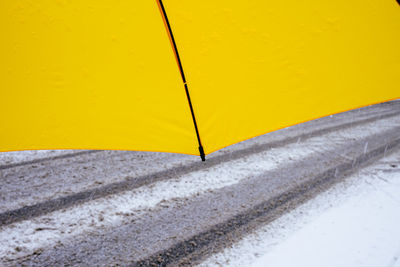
[200,151,400,267]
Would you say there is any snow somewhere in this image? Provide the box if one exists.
[251,173,400,267]
[201,151,400,267]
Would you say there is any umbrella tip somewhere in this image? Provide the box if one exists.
[199,146,206,162]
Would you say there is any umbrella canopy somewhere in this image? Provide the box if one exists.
[1,0,399,160]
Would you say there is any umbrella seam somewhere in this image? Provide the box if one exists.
[156,0,206,161]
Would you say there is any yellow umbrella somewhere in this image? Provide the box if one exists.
[1,0,399,161]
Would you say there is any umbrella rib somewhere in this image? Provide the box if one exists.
[157,0,206,161]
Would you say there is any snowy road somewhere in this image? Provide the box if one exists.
[202,145,400,267]
[0,101,399,266]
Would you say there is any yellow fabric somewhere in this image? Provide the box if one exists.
[0,1,198,154]
[1,0,399,156]
[164,0,400,154]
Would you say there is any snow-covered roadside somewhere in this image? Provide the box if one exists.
[200,150,400,267]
